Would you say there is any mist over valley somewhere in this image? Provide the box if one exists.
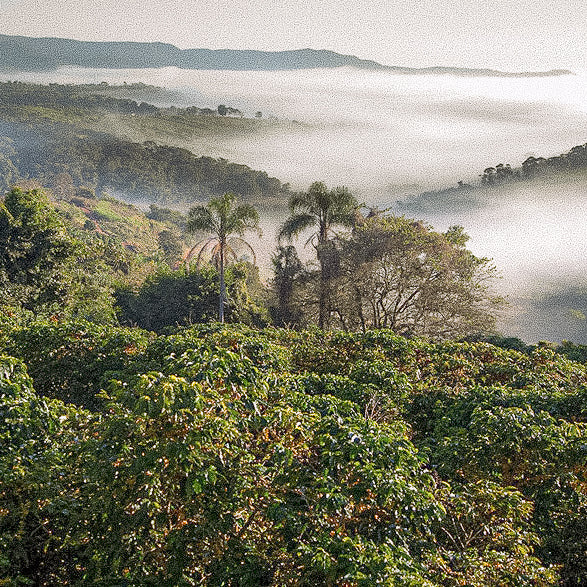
[1,65,587,342]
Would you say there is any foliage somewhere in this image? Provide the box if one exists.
[0,187,78,310]
[0,319,153,409]
[428,481,558,586]
[279,181,359,329]
[276,213,502,338]
[187,193,261,323]
[331,217,502,338]
[0,187,140,321]
[0,354,91,584]
[0,81,292,205]
[269,245,305,327]
[402,142,587,214]
[1,331,444,585]
[2,323,585,583]
[116,263,269,332]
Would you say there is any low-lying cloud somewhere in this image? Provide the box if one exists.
[3,65,587,341]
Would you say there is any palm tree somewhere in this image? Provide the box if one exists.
[278,181,358,329]
[187,193,260,323]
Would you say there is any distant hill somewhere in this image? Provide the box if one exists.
[399,142,587,214]
[0,34,572,77]
[0,81,292,205]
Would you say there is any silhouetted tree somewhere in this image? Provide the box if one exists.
[278,181,358,329]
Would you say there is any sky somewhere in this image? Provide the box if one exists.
[1,0,586,72]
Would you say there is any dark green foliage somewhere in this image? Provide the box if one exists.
[279,181,359,330]
[115,264,269,332]
[0,187,121,321]
[157,229,183,266]
[557,339,587,363]
[0,319,152,408]
[2,322,586,584]
[0,187,78,309]
[270,245,304,327]
[0,354,91,584]
[0,81,291,205]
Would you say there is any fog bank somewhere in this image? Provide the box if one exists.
[3,66,587,342]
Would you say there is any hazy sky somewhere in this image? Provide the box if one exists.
[1,0,585,71]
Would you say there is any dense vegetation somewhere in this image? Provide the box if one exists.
[0,82,292,204]
[0,184,502,341]
[1,320,586,585]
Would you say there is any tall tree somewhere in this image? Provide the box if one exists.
[0,187,78,310]
[278,181,358,329]
[271,245,304,327]
[187,193,260,323]
[331,216,502,338]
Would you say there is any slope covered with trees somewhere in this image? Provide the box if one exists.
[401,142,587,214]
[0,82,292,205]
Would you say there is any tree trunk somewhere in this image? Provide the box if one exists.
[319,264,327,330]
[219,240,225,323]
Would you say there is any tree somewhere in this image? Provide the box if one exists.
[157,229,183,267]
[187,193,260,323]
[278,181,358,329]
[330,216,502,338]
[0,187,78,310]
[270,245,304,327]
[115,264,268,331]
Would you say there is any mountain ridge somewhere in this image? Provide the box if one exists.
[0,34,572,77]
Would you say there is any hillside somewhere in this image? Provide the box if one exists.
[400,142,587,214]
[0,34,572,77]
[0,82,293,205]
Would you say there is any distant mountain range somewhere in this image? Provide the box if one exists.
[0,34,572,77]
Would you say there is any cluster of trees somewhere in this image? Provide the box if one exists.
[0,81,159,114]
[1,321,586,584]
[479,143,587,185]
[273,182,501,338]
[405,142,587,214]
[0,124,290,204]
[0,81,288,204]
[0,187,126,322]
[0,184,502,342]
[0,81,242,119]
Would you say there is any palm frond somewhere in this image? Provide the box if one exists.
[278,213,316,243]
[196,238,219,266]
[187,206,216,234]
[184,237,217,266]
[227,236,258,265]
[226,203,260,236]
[288,190,315,213]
